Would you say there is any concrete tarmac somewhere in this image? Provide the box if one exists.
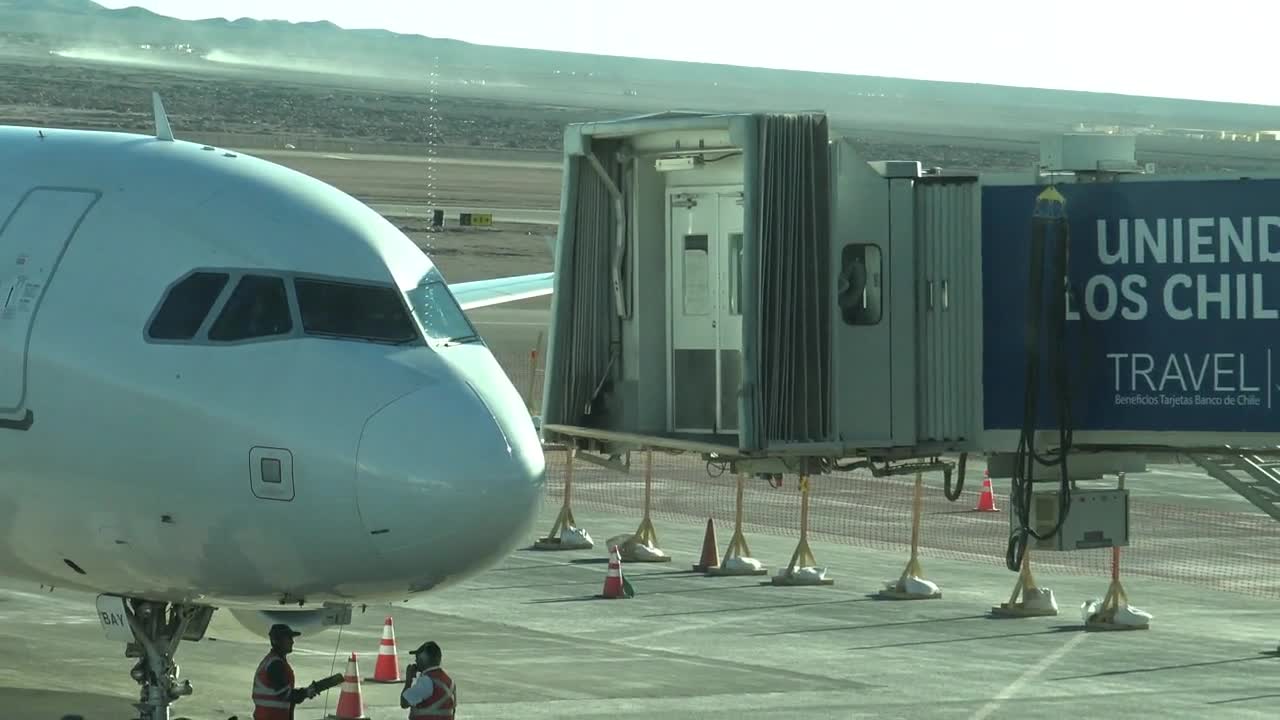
[0,502,1275,719]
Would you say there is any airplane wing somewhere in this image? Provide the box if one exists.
[449,271,554,311]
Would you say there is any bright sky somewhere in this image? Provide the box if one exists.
[95,1,1278,106]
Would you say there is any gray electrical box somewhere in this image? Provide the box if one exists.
[1017,488,1130,551]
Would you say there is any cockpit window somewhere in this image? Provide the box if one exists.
[405,276,479,345]
[208,275,293,342]
[148,271,229,340]
[294,278,418,344]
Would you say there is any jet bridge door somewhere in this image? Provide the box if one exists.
[667,188,744,434]
[0,188,99,425]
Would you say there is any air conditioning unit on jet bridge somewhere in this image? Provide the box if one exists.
[537,110,983,462]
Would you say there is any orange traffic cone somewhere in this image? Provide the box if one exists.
[598,545,631,599]
[329,653,370,720]
[368,616,401,683]
[692,518,719,572]
[975,471,998,512]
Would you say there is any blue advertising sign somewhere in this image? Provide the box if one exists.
[982,179,1280,434]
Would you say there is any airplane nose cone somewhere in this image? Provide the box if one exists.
[356,381,544,590]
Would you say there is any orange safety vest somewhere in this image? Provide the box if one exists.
[252,650,296,720]
[409,667,456,719]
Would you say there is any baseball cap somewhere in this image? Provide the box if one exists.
[269,623,301,638]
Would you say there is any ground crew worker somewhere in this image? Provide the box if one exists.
[251,623,320,720]
[399,640,456,718]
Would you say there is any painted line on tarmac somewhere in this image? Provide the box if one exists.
[616,614,751,643]
[969,631,1087,720]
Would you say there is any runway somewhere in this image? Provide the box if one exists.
[248,148,562,169]
[240,146,563,212]
[369,203,559,226]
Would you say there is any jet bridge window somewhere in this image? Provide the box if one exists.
[294,278,418,344]
[208,275,293,342]
[148,271,230,340]
[682,235,711,316]
[838,243,882,325]
[728,232,744,316]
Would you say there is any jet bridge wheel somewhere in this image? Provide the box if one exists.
[119,599,214,720]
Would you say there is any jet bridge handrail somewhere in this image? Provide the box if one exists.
[1188,452,1280,523]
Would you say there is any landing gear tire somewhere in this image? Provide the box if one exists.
[120,599,215,720]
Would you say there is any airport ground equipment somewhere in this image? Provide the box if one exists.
[536,110,1280,587]
[1082,545,1152,631]
[312,672,345,693]
[990,547,1059,618]
[770,474,834,586]
[1012,481,1129,553]
[609,448,673,562]
[531,446,593,550]
[1187,452,1280,522]
[877,471,943,600]
[706,472,768,576]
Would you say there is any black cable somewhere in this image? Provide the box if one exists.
[322,623,345,717]
[1006,185,1075,572]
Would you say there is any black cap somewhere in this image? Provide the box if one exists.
[412,640,440,655]
[269,623,301,638]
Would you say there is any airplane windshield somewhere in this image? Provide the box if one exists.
[294,278,419,345]
[404,275,480,346]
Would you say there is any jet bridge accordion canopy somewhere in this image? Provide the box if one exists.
[540,112,835,455]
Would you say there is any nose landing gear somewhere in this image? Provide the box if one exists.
[117,598,215,720]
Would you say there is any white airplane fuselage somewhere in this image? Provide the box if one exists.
[0,125,547,611]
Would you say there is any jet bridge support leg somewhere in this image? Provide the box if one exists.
[707,472,768,576]
[1083,546,1151,631]
[770,474,834,586]
[989,547,1058,617]
[617,448,672,563]
[533,447,594,550]
[878,471,942,600]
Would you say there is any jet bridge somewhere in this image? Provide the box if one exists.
[979,163,1280,535]
[537,110,1280,585]
[540,110,1280,589]
[979,170,1280,454]
[540,112,1280,472]
[539,110,980,475]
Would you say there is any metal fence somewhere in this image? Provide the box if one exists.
[488,344,1280,600]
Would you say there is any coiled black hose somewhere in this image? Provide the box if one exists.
[1006,185,1076,573]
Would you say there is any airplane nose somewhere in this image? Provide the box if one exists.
[355,380,545,589]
